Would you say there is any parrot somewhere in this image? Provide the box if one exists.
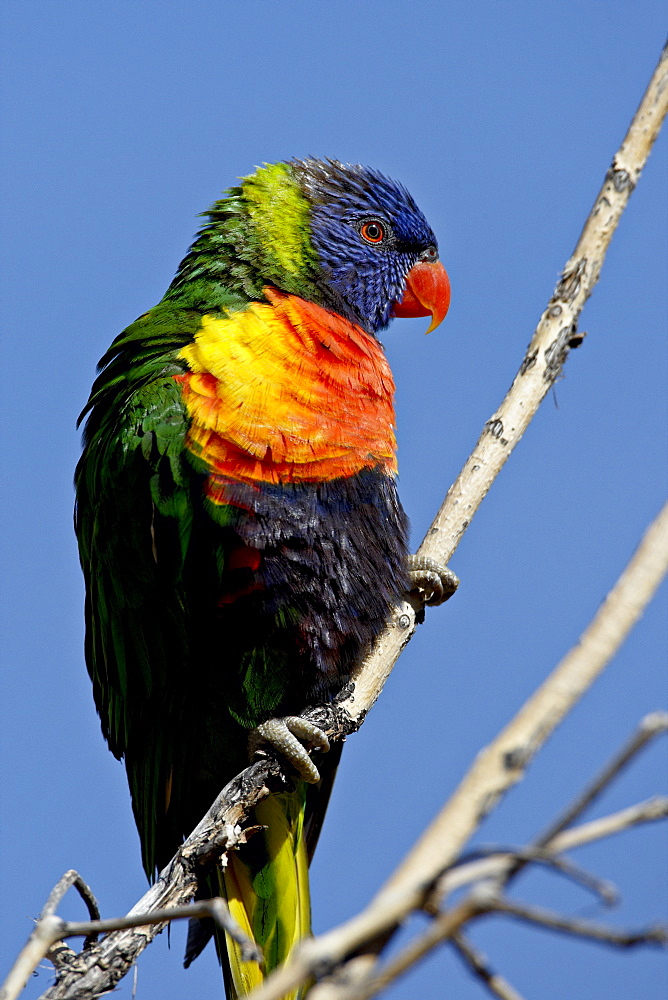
[74,158,451,997]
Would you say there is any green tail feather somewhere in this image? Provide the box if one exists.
[221,789,311,998]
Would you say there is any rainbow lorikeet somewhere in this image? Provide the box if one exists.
[75,159,451,996]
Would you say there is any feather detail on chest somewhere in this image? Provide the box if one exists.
[176,287,397,487]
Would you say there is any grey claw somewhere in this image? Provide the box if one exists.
[249,716,330,783]
[407,554,459,606]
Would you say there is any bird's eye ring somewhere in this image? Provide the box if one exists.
[359,220,386,244]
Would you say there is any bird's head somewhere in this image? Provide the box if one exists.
[167,158,450,336]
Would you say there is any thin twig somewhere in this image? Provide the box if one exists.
[457,845,618,906]
[493,898,668,949]
[437,796,668,898]
[53,899,259,959]
[0,896,260,1000]
[40,871,100,925]
[548,796,668,853]
[534,711,668,850]
[451,932,527,1000]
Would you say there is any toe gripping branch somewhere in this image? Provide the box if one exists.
[407,554,459,607]
[247,560,458,784]
[249,716,331,784]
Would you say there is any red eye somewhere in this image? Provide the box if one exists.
[360,220,385,244]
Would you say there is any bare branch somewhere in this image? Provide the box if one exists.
[63,898,260,960]
[40,871,100,927]
[438,796,668,897]
[451,933,527,1000]
[1,886,259,1000]
[534,711,668,851]
[377,502,668,904]
[549,796,668,853]
[493,898,667,950]
[455,845,618,906]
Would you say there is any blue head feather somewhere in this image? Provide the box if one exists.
[166,158,440,334]
[292,159,439,335]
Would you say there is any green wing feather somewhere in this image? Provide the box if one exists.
[75,303,216,874]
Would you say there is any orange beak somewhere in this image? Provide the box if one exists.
[392,260,451,333]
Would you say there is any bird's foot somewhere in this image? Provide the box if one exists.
[407,554,459,606]
[249,716,330,784]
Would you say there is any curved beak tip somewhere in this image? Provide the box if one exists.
[392,260,451,334]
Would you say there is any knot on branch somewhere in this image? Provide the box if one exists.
[484,418,506,442]
[606,162,635,194]
[303,700,360,739]
[555,258,587,302]
[544,324,578,383]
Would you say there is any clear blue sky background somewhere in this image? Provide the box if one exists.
[1,3,666,998]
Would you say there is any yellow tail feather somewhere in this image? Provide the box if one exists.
[222,791,311,999]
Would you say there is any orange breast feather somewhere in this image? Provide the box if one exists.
[177,288,397,488]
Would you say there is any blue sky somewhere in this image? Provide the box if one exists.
[1,3,666,998]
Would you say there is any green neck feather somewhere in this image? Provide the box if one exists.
[164,163,319,312]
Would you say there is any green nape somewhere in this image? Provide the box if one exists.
[164,162,319,311]
[242,162,314,281]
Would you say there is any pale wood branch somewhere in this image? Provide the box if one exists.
[378,501,668,903]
